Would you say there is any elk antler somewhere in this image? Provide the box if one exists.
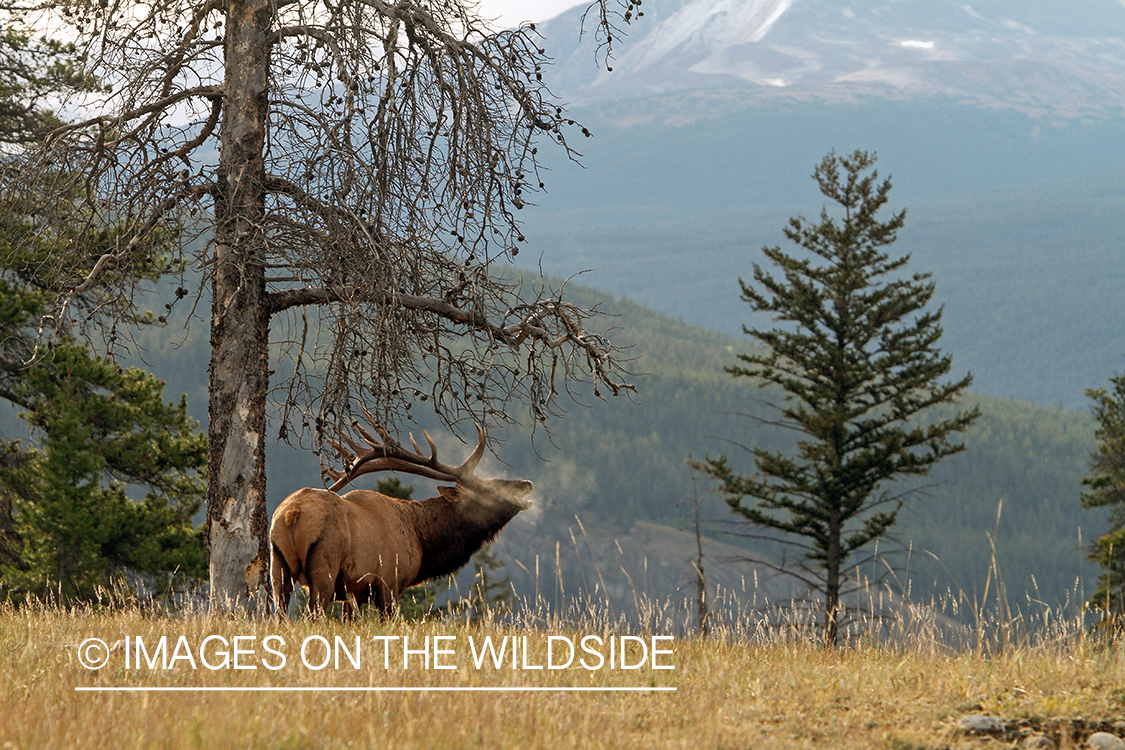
[323,403,487,493]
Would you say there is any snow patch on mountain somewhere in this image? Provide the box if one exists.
[616,0,795,71]
[961,5,985,21]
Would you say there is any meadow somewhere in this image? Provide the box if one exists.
[3,592,1124,750]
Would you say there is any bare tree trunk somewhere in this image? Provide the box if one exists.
[205,0,273,614]
[690,469,709,638]
[824,509,841,646]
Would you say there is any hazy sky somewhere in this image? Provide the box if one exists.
[478,0,583,27]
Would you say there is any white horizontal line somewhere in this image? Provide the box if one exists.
[76,686,676,693]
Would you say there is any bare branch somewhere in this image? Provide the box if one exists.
[265,282,635,402]
[44,85,223,144]
[720,552,825,593]
[67,182,214,298]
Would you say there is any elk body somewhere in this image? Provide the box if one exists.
[269,416,532,617]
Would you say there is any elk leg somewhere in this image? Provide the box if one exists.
[270,543,295,620]
[304,545,338,617]
[307,579,335,616]
[342,591,360,621]
[335,574,361,621]
[373,581,399,617]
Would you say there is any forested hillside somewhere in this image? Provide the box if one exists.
[122,272,1102,611]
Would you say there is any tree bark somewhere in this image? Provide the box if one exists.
[205,0,273,614]
[824,507,842,646]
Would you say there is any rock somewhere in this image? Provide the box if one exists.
[958,715,1004,733]
[1086,732,1125,750]
[1022,735,1056,749]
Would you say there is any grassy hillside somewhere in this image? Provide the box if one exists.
[6,603,1125,749]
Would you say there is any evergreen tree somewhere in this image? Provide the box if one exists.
[1,204,203,600]
[1,344,207,601]
[1081,372,1125,623]
[0,26,207,596]
[12,0,638,614]
[0,17,98,146]
[448,547,514,623]
[693,150,978,644]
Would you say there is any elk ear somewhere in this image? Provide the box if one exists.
[437,485,460,503]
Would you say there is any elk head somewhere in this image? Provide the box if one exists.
[269,409,532,618]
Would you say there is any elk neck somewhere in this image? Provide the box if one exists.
[407,486,525,583]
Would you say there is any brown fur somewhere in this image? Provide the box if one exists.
[269,479,532,617]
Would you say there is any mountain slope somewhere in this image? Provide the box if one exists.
[120,272,1103,610]
[542,0,1125,116]
[517,101,1125,409]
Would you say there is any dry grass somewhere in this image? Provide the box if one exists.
[2,594,1125,750]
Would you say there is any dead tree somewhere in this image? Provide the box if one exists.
[9,0,640,613]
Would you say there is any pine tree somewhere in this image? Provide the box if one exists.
[1,344,207,601]
[0,9,207,601]
[0,18,98,146]
[1,204,204,600]
[1081,372,1125,625]
[693,150,978,644]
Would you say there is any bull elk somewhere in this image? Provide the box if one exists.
[269,412,532,617]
